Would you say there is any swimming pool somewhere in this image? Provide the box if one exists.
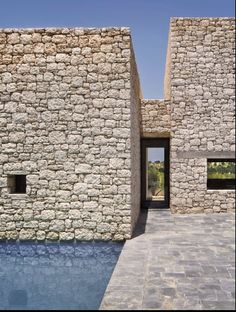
[0,241,123,310]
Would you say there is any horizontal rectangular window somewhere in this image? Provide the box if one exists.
[207,159,235,190]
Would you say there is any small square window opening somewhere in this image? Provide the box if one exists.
[7,175,26,194]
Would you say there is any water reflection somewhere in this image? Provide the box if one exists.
[0,241,123,310]
[8,290,28,309]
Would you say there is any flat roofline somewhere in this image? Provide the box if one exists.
[0,26,131,33]
[170,17,235,20]
[141,99,165,101]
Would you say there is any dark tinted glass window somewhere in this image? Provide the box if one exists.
[207,159,235,190]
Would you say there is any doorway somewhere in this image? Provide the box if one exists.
[141,138,170,208]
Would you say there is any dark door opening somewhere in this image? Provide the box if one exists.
[141,138,170,208]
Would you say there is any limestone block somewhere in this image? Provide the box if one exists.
[84,221,96,230]
[20,34,32,44]
[56,190,71,200]
[49,220,65,232]
[109,158,124,169]
[8,33,20,44]
[6,222,16,230]
[74,183,88,194]
[98,63,111,74]
[23,209,33,221]
[97,223,111,233]
[34,43,44,53]
[71,76,83,87]
[75,164,91,174]
[59,232,75,240]
[40,170,55,180]
[44,72,54,81]
[46,232,59,240]
[93,52,106,63]
[52,35,66,43]
[83,201,98,211]
[41,210,55,221]
[55,151,67,162]
[36,230,46,240]
[23,221,38,229]
[9,132,25,143]
[68,210,81,220]
[2,72,12,83]
[113,128,130,138]
[48,131,66,144]
[19,229,35,240]
[103,185,118,195]
[22,91,36,103]
[13,113,28,124]
[0,178,7,188]
[48,98,65,110]
[55,53,68,62]
[75,229,93,240]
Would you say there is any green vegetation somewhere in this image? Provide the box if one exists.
[148,161,164,196]
[208,161,235,179]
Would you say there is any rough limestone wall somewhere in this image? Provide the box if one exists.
[0,27,134,240]
[169,18,235,213]
[130,42,141,233]
[140,99,171,137]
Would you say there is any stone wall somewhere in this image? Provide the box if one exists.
[0,19,235,242]
[140,99,171,137]
[130,42,141,232]
[168,18,235,213]
[0,27,139,240]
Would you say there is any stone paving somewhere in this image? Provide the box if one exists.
[100,210,235,310]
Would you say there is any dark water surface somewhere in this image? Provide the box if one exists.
[0,241,123,310]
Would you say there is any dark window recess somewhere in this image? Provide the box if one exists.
[8,175,26,194]
[141,138,170,208]
[207,159,235,190]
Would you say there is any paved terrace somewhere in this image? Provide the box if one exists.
[100,210,235,310]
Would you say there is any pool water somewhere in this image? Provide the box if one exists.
[0,241,123,310]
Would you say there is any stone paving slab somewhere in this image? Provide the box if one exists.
[100,210,235,310]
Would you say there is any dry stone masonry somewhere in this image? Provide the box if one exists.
[140,99,171,137]
[0,18,235,241]
[0,27,140,241]
[166,18,235,213]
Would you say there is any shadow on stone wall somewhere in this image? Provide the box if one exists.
[131,209,148,238]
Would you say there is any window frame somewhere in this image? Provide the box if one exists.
[207,158,235,190]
